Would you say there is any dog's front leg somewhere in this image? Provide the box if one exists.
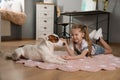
[55,55,67,64]
[44,55,66,64]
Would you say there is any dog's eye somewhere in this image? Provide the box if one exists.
[55,37,59,41]
[55,38,57,40]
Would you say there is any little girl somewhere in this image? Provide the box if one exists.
[61,24,112,60]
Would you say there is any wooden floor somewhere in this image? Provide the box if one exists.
[0,40,120,80]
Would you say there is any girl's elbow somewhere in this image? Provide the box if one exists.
[106,48,112,54]
[109,48,113,53]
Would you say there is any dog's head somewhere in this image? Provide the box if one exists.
[46,34,65,46]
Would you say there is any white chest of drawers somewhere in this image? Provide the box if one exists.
[36,3,54,40]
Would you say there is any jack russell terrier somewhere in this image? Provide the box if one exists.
[11,34,67,64]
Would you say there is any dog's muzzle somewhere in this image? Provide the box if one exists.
[54,40,65,46]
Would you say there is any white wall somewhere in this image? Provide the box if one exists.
[56,0,82,23]
[108,0,120,43]
[57,0,82,12]
[22,0,41,39]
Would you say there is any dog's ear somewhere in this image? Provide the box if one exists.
[44,36,49,40]
[45,39,54,48]
[51,34,59,38]
[47,34,59,43]
[39,38,46,44]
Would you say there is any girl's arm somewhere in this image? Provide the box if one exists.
[60,38,75,56]
[63,50,89,60]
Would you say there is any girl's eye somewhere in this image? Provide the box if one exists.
[71,34,73,36]
[75,34,78,36]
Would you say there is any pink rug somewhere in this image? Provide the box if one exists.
[16,51,120,72]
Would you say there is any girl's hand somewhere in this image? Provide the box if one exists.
[61,55,73,60]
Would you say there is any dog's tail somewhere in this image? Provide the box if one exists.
[6,53,13,60]
[0,50,16,60]
[0,51,13,60]
[5,52,20,61]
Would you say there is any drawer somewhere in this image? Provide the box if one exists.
[37,26,53,31]
[36,31,53,40]
[36,18,53,26]
[37,12,54,18]
[36,24,53,30]
[36,4,54,12]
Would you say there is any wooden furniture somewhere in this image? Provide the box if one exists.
[61,10,110,42]
[36,3,54,40]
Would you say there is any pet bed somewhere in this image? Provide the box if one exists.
[16,51,120,72]
[0,9,26,25]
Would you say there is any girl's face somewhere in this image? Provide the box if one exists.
[71,28,85,43]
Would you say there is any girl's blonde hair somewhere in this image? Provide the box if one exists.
[72,24,92,56]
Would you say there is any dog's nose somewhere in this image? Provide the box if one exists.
[63,43,66,46]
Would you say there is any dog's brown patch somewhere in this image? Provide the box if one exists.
[48,35,59,43]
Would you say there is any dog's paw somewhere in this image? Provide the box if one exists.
[58,60,67,65]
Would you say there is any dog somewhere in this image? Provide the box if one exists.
[11,34,67,64]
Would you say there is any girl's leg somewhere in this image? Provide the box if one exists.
[99,37,112,54]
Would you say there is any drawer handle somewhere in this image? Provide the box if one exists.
[44,20,47,23]
[44,33,46,35]
[44,27,47,29]
[44,13,47,16]
[44,7,47,9]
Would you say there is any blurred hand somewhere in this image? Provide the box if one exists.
[61,55,73,60]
